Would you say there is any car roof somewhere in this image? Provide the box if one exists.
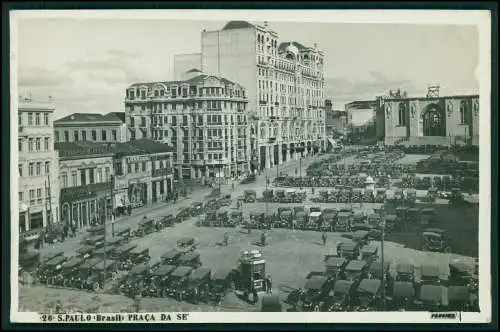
[325,257,347,267]
[421,265,441,277]
[449,262,471,274]
[337,212,351,217]
[333,280,354,294]
[180,252,200,261]
[130,263,149,275]
[64,257,83,268]
[152,265,177,276]
[396,263,414,274]
[178,237,195,243]
[357,279,381,293]
[45,255,67,266]
[309,212,322,217]
[212,268,233,280]
[130,246,148,254]
[392,281,414,298]
[171,266,194,277]
[385,214,397,221]
[353,230,370,239]
[189,267,211,280]
[339,242,358,251]
[116,243,137,253]
[447,286,470,301]
[419,285,442,302]
[304,276,327,290]
[346,260,368,271]
[161,249,181,260]
[424,228,445,234]
[93,260,116,270]
[361,245,378,253]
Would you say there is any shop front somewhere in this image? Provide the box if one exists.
[128,181,147,209]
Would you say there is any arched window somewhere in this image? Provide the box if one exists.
[460,100,468,124]
[398,103,407,126]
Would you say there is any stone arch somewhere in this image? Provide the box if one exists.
[421,103,446,137]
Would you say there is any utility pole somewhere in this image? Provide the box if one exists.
[380,202,386,310]
[110,175,115,237]
[47,174,53,225]
[101,195,107,291]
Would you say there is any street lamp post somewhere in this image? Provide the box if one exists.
[380,202,386,310]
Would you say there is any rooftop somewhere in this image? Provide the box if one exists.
[55,112,126,124]
[278,41,309,52]
[112,139,175,157]
[222,21,255,30]
[128,74,239,90]
[55,142,114,159]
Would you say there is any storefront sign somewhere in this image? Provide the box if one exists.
[126,155,150,163]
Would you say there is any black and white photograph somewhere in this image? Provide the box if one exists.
[9,9,492,324]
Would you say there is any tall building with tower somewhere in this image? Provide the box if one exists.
[176,20,327,172]
[17,96,60,235]
[376,85,479,146]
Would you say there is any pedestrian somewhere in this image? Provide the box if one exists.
[266,274,273,294]
[223,232,229,247]
[322,231,327,246]
[55,300,63,314]
[261,232,267,247]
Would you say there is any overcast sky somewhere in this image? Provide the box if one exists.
[16,18,479,120]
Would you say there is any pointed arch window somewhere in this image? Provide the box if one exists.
[459,100,469,125]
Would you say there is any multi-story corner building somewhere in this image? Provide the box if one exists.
[56,142,115,229]
[124,72,250,181]
[175,20,327,172]
[54,112,127,144]
[375,86,480,146]
[17,96,60,236]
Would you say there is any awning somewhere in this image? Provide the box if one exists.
[19,203,28,212]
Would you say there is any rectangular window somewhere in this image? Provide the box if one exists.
[135,163,139,173]
[80,170,87,185]
[91,130,97,141]
[89,169,95,184]
[105,167,110,182]
[97,168,103,183]
[112,130,117,141]
[102,130,107,141]
[55,131,59,143]
[62,172,68,188]
[82,131,87,141]
[28,112,33,125]
[36,162,41,176]
[127,163,132,174]
[36,138,41,151]
[141,117,146,127]
[18,139,22,152]
[35,113,41,125]
[130,118,135,127]
[142,162,146,172]
[44,137,49,150]
[64,131,69,142]
[45,161,50,174]
[19,192,23,203]
[44,113,49,125]
[29,163,34,176]
[18,164,23,177]
[28,138,33,151]
[29,189,35,204]
[72,171,77,186]
[74,131,79,142]
[37,188,42,203]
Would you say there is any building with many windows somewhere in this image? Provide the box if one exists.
[124,72,250,181]
[325,99,348,138]
[56,142,115,229]
[175,20,327,172]
[18,96,60,235]
[54,112,127,144]
[376,86,480,146]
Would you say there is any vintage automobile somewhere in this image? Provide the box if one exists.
[405,188,417,206]
[420,208,436,226]
[134,217,156,237]
[351,212,367,230]
[203,210,217,227]
[322,280,355,311]
[324,256,348,281]
[229,210,243,227]
[217,194,232,208]
[179,251,202,268]
[447,285,471,311]
[422,229,451,253]
[52,256,84,287]
[39,255,68,285]
[335,212,352,232]
[215,209,229,227]
[336,241,361,260]
[143,264,177,297]
[87,225,105,237]
[119,263,150,297]
[165,266,194,300]
[160,249,182,266]
[449,262,473,286]
[244,189,257,203]
[110,243,137,267]
[383,214,398,233]
[115,227,131,243]
[375,189,387,203]
[395,263,415,283]
[19,251,41,273]
[414,284,443,310]
[293,211,308,230]
[425,187,439,203]
[261,295,283,312]
[343,260,369,283]
[175,207,192,222]
[406,207,421,222]
[420,264,442,285]
[71,257,102,289]
[157,215,175,229]
[360,245,379,263]
[93,246,116,259]
[177,237,197,252]
[190,202,205,217]
[306,212,322,230]
[84,260,118,291]
[182,267,212,303]
[240,174,256,185]
[276,210,292,228]
[75,245,94,260]
[301,276,330,312]
[395,207,409,221]
[293,206,306,216]
[81,235,105,248]
[353,279,383,311]
[387,281,415,311]
[209,268,235,304]
[352,230,370,246]
[321,212,337,232]
[367,261,390,280]
[248,212,266,229]
[127,247,151,267]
